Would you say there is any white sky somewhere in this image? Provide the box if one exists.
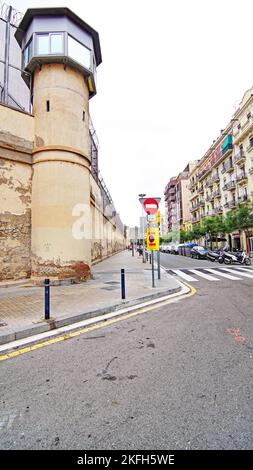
[10,0,253,226]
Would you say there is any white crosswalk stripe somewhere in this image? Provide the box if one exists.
[171,270,198,282]
[169,266,253,283]
[203,268,241,280]
[188,269,220,281]
[220,267,253,279]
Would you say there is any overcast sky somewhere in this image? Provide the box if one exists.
[10,0,253,227]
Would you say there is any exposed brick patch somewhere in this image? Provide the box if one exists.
[0,210,31,280]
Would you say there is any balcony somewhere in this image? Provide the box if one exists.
[247,141,253,153]
[222,143,233,157]
[198,166,211,181]
[248,164,253,174]
[191,215,200,223]
[212,173,220,183]
[190,204,199,212]
[228,200,237,209]
[238,194,248,204]
[213,188,221,198]
[221,159,234,174]
[226,180,236,190]
[234,151,246,165]
[199,185,204,194]
[213,205,223,214]
[188,180,197,190]
[236,172,248,184]
[205,179,214,188]
[233,116,253,144]
[199,199,205,206]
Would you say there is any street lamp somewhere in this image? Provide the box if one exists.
[138,193,146,263]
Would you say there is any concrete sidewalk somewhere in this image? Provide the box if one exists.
[0,250,181,345]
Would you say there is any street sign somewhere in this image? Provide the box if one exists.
[147,227,159,250]
[143,198,159,215]
[148,214,157,222]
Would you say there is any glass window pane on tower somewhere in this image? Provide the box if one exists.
[37,34,49,54]
[50,33,63,54]
[68,35,91,70]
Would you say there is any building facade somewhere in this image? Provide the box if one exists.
[164,177,177,233]
[0,6,126,283]
[164,162,196,236]
[188,86,253,254]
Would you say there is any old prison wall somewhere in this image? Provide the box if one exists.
[0,104,34,280]
[0,103,126,282]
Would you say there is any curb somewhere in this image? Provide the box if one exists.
[0,284,181,346]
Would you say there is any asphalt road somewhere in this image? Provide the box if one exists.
[0,254,253,450]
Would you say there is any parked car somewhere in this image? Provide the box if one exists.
[170,244,179,254]
[160,244,170,253]
[190,245,208,259]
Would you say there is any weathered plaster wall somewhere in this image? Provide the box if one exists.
[0,105,34,280]
[90,175,126,264]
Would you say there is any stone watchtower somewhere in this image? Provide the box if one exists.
[15,8,102,281]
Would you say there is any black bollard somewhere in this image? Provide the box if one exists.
[121,268,126,299]
[44,278,50,320]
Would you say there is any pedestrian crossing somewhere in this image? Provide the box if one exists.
[167,266,253,283]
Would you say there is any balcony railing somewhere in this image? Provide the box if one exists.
[198,166,211,181]
[222,143,233,156]
[191,215,200,223]
[233,116,253,142]
[225,160,234,172]
[247,142,253,152]
[234,151,246,164]
[226,180,236,190]
[236,172,247,183]
[212,173,220,183]
[238,194,248,204]
[213,206,223,214]
[213,189,221,198]
[205,179,213,188]
[228,200,236,209]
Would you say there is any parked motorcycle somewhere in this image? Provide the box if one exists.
[219,250,251,265]
[206,250,223,262]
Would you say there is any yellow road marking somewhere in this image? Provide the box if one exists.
[0,283,196,362]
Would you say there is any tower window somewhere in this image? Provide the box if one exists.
[82,111,85,121]
[46,100,50,112]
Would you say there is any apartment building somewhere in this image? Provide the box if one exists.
[188,86,253,253]
[164,162,196,235]
[164,177,177,233]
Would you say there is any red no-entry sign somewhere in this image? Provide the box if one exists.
[143,198,159,215]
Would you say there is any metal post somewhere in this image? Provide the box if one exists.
[44,278,50,320]
[3,6,12,104]
[151,251,155,287]
[142,209,146,263]
[157,250,161,280]
[132,242,134,256]
[149,253,151,264]
[121,268,126,299]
